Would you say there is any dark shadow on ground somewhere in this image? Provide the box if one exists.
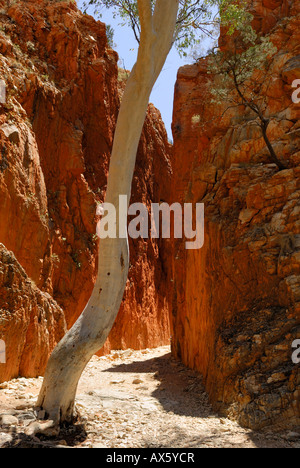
[102,352,293,448]
[103,352,216,419]
[1,422,88,448]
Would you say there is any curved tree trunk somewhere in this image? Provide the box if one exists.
[37,0,179,424]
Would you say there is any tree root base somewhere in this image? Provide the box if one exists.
[25,419,60,438]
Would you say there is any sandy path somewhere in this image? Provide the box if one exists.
[0,346,298,448]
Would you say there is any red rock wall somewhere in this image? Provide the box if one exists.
[170,0,300,429]
[0,0,171,382]
[0,244,66,381]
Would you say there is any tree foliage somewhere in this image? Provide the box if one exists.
[207,10,287,170]
[83,0,246,56]
[208,11,277,108]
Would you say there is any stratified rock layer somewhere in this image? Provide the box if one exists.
[171,0,300,429]
[0,0,171,382]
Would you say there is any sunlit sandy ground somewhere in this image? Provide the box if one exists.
[0,346,298,448]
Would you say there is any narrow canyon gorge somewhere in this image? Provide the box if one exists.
[0,0,299,438]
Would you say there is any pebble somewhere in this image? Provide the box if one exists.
[0,432,13,445]
[286,431,300,441]
[0,414,19,426]
[16,404,31,410]
[57,440,68,446]
[132,378,143,385]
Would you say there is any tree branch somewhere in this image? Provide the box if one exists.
[137,0,153,38]
[153,0,179,53]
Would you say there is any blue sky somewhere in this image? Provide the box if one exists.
[77,0,189,139]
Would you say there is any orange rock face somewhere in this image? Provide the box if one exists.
[170,0,300,429]
[0,0,171,382]
[0,244,66,382]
